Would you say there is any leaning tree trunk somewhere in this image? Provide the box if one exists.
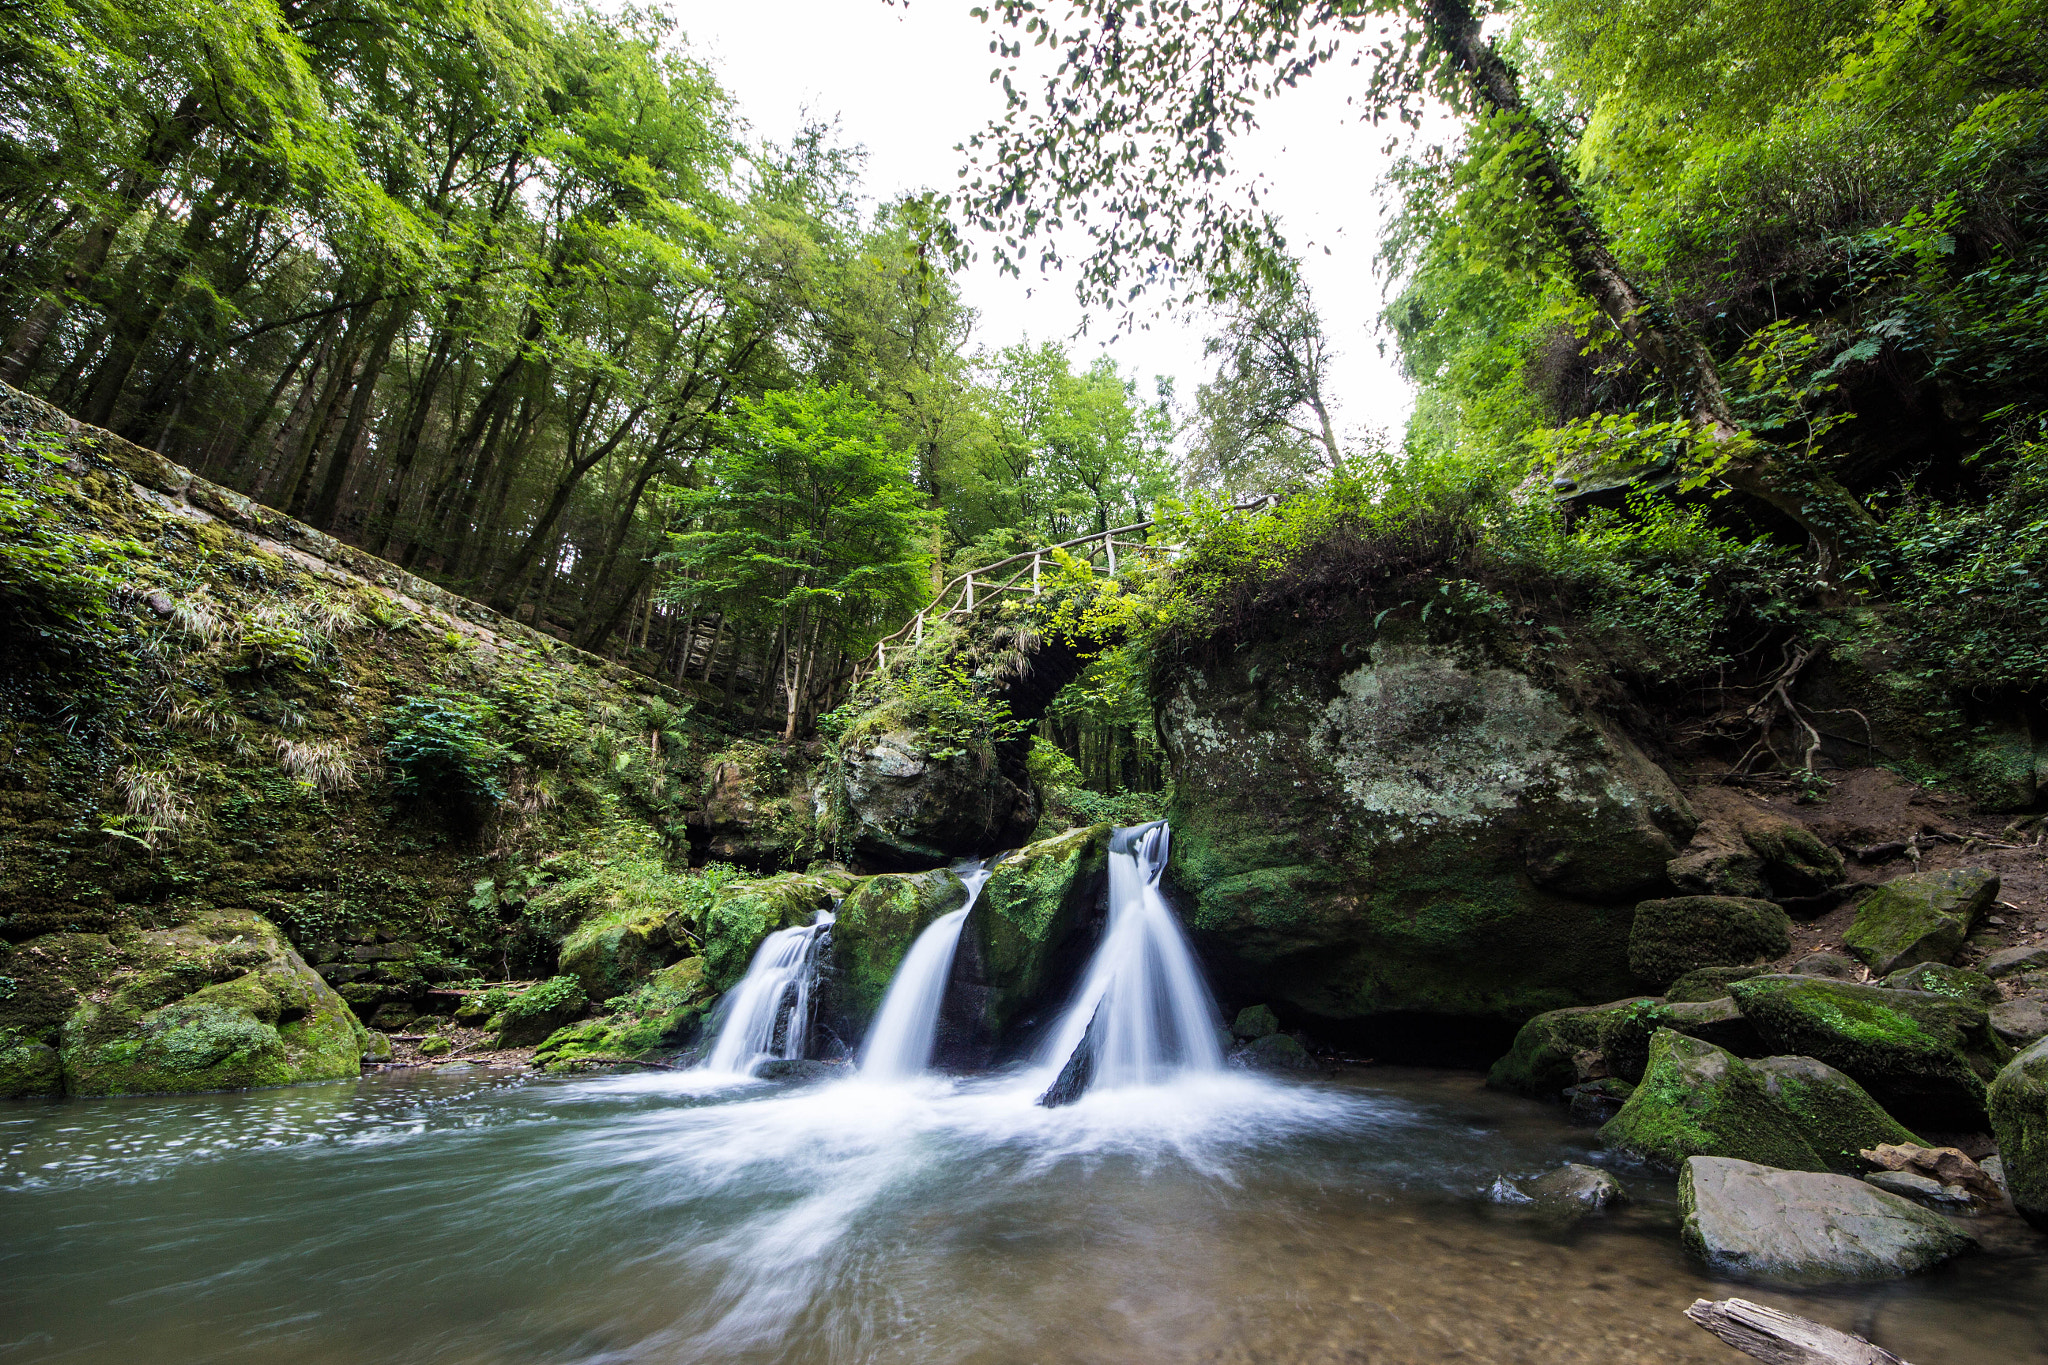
[1420,0,1880,577]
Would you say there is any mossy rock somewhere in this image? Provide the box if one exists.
[1729,974,2010,1128]
[1232,1004,1280,1039]
[418,1035,454,1057]
[1486,998,1653,1096]
[558,909,675,1002]
[1751,1055,1923,1172]
[1988,1037,2048,1230]
[699,871,853,990]
[1881,962,2000,1005]
[1667,966,1767,1003]
[956,824,1111,1041]
[0,1029,62,1097]
[1596,997,1765,1085]
[823,867,970,1034]
[490,975,587,1047]
[1163,634,1696,1033]
[1842,868,1999,975]
[1629,896,1790,989]
[1597,1030,1826,1173]
[1242,1032,1313,1070]
[56,910,367,1097]
[832,721,1038,869]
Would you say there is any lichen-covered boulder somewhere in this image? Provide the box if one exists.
[1667,966,1765,1002]
[1729,974,2009,1127]
[1164,633,1696,1032]
[1680,1156,1976,1283]
[48,911,368,1097]
[947,824,1110,1053]
[694,742,816,870]
[1988,1037,2048,1229]
[1598,1030,1825,1172]
[1843,868,1999,974]
[1665,788,1843,901]
[832,725,1037,869]
[1750,1055,1922,1172]
[820,867,969,1035]
[1880,962,2000,1005]
[1629,896,1790,989]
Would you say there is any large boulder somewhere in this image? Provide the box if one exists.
[1842,868,1999,975]
[1750,1055,1923,1172]
[1597,1030,1825,1172]
[12,911,371,1097]
[1665,788,1844,901]
[942,824,1110,1061]
[1988,1036,2048,1229]
[832,726,1037,869]
[1487,996,1758,1096]
[1729,974,2009,1127]
[1163,633,1696,1034]
[697,870,854,989]
[1628,896,1790,989]
[1680,1156,1976,1283]
[559,910,674,1003]
[818,867,969,1039]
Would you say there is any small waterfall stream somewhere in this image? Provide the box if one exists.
[1036,820,1223,1101]
[859,862,992,1081]
[700,911,835,1076]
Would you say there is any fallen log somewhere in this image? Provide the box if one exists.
[1684,1298,1909,1365]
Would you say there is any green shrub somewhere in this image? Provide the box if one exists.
[384,695,510,808]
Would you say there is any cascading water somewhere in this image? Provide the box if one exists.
[1036,820,1224,1102]
[700,910,835,1076]
[858,862,993,1082]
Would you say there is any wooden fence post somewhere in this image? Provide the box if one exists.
[1032,552,1041,595]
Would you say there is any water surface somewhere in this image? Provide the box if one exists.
[3,1065,2043,1364]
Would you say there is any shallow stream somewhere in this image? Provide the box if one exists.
[3,1065,2043,1364]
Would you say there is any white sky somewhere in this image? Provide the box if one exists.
[670,0,1421,443]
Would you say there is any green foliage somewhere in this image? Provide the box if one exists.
[383,696,510,808]
[0,429,142,662]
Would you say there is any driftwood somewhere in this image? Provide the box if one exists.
[1685,1298,1910,1365]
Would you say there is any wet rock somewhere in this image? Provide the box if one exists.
[820,867,969,1037]
[1789,951,1861,979]
[1241,1032,1314,1071]
[1566,1077,1635,1125]
[1990,997,2048,1047]
[1666,966,1765,1003]
[1729,975,2009,1128]
[754,1058,841,1083]
[1680,1156,1976,1283]
[0,1033,61,1098]
[1843,868,2000,975]
[1880,962,2000,1005]
[1232,1004,1280,1039]
[1629,896,1791,990]
[1987,1037,2048,1229]
[1598,1030,1825,1172]
[696,871,854,990]
[362,1030,394,1063]
[1751,1056,1921,1172]
[1858,1142,2003,1206]
[1163,632,1695,1033]
[1981,942,2048,979]
[1037,1002,1100,1107]
[1865,1169,1975,1210]
[832,726,1037,869]
[1522,1162,1628,1212]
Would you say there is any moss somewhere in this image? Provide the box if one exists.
[1232,1004,1280,1038]
[490,974,586,1046]
[827,868,969,1030]
[1730,974,2010,1126]
[1989,1037,2048,1229]
[1751,1055,1923,1172]
[0,1028,61,1097]
[418,1035,453,1057]
[967,824,1110,1034]
[1486,1000,1646,1096]
[1667,966,1766,1002]
[1598,1030,1827,1172]
[699,872,852,989]
[558,907,675,1002]
[1628,896,1791,990]
[1881,962,2000,1004]
[1842,868,1999,974]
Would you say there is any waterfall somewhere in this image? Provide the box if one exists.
[859,862,992,1081]
[1036,821,1223,1103]
[700,911,835,1076]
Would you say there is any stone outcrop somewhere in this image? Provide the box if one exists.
[1842,868,1999,975]
[1162,631,1696,1036]
[832,727,1037,869]
[1,910,367,1098]
[1680,1156,1976,1283]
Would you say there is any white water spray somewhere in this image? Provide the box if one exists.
[859,863,992,1081]
[701,911,835,1076]
[1038,821,1224,1095]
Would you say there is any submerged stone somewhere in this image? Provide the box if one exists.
[1520,1162,1628,1212]
[1680,1156,1975,1283]
[1843,868,1999,975]
[1598,1030,1825,1172]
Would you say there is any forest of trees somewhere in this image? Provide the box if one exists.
[4,0,2041,787]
